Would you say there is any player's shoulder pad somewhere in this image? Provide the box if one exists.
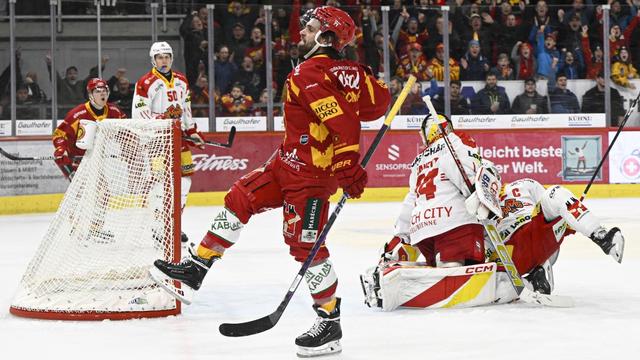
[173,71,189,84]
[453,130,477,148]
[68,103,88,120]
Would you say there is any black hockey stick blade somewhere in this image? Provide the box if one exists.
[187,126,237,148]
[0,147,57,161]
[219,309,282,337]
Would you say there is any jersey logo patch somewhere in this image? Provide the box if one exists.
[310,96,343,122]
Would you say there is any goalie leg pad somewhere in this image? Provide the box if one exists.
[377,262,498,311]
[180,149,195,176]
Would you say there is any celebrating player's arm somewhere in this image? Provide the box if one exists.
[494,178,625,295]
[132,41,205,242]
[53,78,126,180]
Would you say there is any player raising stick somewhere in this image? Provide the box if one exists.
[151,6,391,357]
[132,41,205,243]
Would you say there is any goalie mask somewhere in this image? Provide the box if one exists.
[420,113,453,146]
[86,78,110,108]
[299,6,355,59]
[149,41,173,71]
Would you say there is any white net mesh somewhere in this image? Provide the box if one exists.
[11,119,180,318]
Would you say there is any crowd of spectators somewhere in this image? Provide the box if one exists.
[1,1,637,123]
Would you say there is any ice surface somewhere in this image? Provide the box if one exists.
[1,198,639,360]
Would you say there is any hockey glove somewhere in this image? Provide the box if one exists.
[465,191,499,221]
[183,126,205,150]
[380,235,419,263]
[53,147,76,180]
[333,152,367,199]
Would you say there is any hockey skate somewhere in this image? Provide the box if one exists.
[149,246,219,305]
[359,266,383,308]
[180,231,189,243]
[524,266,552,295]
[590,227,625,263]
[296,298,342,358]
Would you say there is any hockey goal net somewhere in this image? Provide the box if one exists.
[10,118,182,320]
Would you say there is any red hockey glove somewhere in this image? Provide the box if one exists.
[381,235,419,263]
[333,152,367,199]
[183,126,205,149]
[53,147,72,166]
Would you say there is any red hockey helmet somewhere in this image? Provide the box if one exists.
[301,6,355,51]
[86,78,109,94]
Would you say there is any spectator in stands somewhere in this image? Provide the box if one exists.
[276,43,300,101]
[609,0,631,30]
[624,9,640,72]
[396,43,431,81]
[581,25,604,79]
[430,79,471,115]
[582,70,625,125]
[214,45,237,96]
[233,56,264,102]
[527,1,561,47]
[460,13,494,61]
[557,49,582,79]
[511,41,537,80]
[612,46,639,89]
[472,72,511,115]
[180,12,207,86]
[491,53,516,80]
[251,88,281,117]
[460,39,489,81]
[535,25,560,79]
[245,26,266,70]
[191,73,210,118]
[108,76,134,118]
[558,13,584,67]
[229,23,249,68]
[400,81,427,115]
[424,15,463,60]
[221,1,258,47]
[395,11,429,58]
[496,13,526,60]
[45,53,105,111]
[511,78,548,114]
[609,24,626,57]
[389,76,403,106]
[564,0,594,27]
[23,71,46,103]
[549,72,580,113]
[220,83,253,116]
[363,6,399,79]
[428,43,460,81]
[14,84,39,119]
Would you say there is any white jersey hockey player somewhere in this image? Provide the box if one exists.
[494,178,625,294]
[132,41,205,242]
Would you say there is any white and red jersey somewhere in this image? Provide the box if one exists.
[132,68,194,130]
[395,131,482,245]
[497,178,546,241]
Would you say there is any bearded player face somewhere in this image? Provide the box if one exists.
[299,18,321,54]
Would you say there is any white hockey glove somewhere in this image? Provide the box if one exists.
[465,161,502,221]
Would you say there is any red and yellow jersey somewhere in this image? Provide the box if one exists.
[397,30,429,57]
[132,68,194,130]
[52,102,126,158]
[428,57,460,81]
[280,54,390,177]
[396,54,431,81]
[220,94,254,116]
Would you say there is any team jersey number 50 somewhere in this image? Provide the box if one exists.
[167,90,178,101]
[416,168,439,200]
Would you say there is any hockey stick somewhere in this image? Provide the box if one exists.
[423,95,573,308]
[580,91,640,202]
[184,126,236,149]
[218,75,418,337]
[0,146,82,162]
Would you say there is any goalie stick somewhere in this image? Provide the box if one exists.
[422,95,573,308]
[184,126,236,148]
[580,91,640,202]
[218,75,418,337]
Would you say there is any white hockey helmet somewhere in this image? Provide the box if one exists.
[149,41,173,68]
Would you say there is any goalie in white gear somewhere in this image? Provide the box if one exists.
[361,113,505,310]
[132,41,205,242]
[492,178,625,295]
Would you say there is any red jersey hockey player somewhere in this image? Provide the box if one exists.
[151,6,391,357]
[52,78,126,180]
[132,41,205,242]
[494,178,625,295]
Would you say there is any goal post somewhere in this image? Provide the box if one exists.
[10,118,182,320]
